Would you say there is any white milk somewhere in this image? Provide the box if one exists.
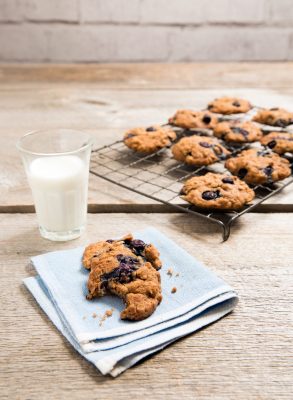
[28,155,88,232]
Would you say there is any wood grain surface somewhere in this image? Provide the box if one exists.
[1,63,293,211]
[0,64,292,400]
[1,63,293,89]
[0,213,292,400]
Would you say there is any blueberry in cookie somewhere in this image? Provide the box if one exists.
[253,108,293,127]
[261,132,293,154]
[180,172,255,210]
[124,126,176,154]
[168,110,218,129]
[207,97,252,115]
[83,234,162,321]
[225,148,291,185]
[213,120,262,143]
[171,135,230,166]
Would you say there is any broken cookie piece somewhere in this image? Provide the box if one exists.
[82,234,162,321]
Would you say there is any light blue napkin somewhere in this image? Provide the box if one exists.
[24,227,238,376]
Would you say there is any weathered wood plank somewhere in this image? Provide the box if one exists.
[1,85,293,210]
[1,63,293,89]
[0,213,292,400]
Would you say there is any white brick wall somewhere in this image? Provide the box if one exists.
[0,0,292,62]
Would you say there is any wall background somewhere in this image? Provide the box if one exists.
[0,0,292,62]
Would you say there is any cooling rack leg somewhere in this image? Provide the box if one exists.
[222,222,232,242]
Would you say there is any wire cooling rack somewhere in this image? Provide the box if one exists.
[90,129,293,241]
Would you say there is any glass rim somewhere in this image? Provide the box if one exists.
[16,128,93,157]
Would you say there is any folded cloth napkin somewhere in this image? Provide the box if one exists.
[23,227,238,376]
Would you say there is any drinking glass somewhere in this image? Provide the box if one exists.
[17,129,92,241]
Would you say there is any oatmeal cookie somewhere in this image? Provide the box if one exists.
[253,108,293,127]
[171,135,230,166]
[168,110,218,130]
[181,172,255,210]
[124,126,176,153]
[261,131,293,154]
[83,234,162,321]
[225,148,291,185]
[213,120,262,143]
[208,97,252,114]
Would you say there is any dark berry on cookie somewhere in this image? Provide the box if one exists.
[232,101,241,107]
[238,168,248,179]
[275,119,287,127]
[202,115,212,124]
[222,177,234,184]
[125,133,135,139]
[202,190,221,200]
[263,166,274,176]
[267,140,277,149]
[199,141,212,148]
[231,127,249,137]
[106,239,114,243]
[146,126,156,132]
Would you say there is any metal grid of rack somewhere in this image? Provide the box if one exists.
[90,128,293,241]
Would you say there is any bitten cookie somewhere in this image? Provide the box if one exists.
[261,132,293,154]
[253,108,293,127]
[83,234,162,321]
[213,120,262,143]
[171,135,230,166]
[225,148,291,185]
[207,97,252,114]
[181,172,255,210]
[168,110,218,129]
[124,126,176,154]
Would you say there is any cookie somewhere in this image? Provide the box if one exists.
[168,110,218,130]
[83,234,162,321]
[261,132,293,154]
[181,172,255,210]
[225,148,291,185]
[124,126,176,154]
[253,108,293,127]
[171,135,230,166]
[208,97,252,114]
[213,120,262,143]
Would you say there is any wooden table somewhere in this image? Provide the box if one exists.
[0,63,292,400]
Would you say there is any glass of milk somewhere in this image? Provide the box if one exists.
[17,129,92,241]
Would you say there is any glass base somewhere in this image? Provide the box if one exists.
[39,225,85,242]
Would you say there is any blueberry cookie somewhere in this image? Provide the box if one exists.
[253,108,293,127]
[208,97,252,115]
[181,172,255,210]
[213,120,262,143]
[83,234,162,321]
[261,132,293,154]
[124,126,176,154]
[225,148,291,185]
[171,135,230,166]
[168,110,218,130]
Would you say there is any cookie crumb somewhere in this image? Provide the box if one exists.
[82,316,86,320]
[99,309,114,326]
[167,268,173,277]
[92,312,97,318]
[175,273,180,277]
[171,287,177,293]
